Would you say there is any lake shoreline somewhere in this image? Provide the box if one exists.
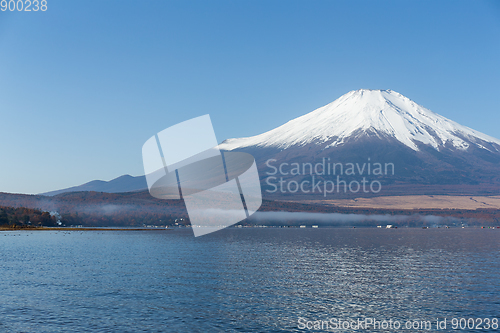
[0,227,172,231]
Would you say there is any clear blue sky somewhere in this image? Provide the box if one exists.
[1,0,499,194]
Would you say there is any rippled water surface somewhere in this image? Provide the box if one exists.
[0,228,499,332]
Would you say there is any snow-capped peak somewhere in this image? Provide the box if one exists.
[220,89,500,152]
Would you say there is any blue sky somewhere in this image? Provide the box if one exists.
[0,0,499,194]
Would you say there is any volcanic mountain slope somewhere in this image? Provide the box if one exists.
[220,89,500,197]
[41,89,500,198]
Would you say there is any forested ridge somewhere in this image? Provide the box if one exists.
[1,191,500,228]
[0,206,58,228]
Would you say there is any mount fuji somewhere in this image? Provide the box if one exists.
[41,89,500,198]
[220,89,500,198]
[221,89,500,152]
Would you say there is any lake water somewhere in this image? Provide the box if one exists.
[0,228,499,332]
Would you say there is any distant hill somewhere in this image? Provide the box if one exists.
[42,175,147,196]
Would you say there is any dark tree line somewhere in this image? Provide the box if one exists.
[0,206,58,228]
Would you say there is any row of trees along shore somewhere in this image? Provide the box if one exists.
[0,206,58,228]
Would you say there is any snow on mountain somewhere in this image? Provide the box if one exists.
[38,89,500,197]
[220,89,500,152]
